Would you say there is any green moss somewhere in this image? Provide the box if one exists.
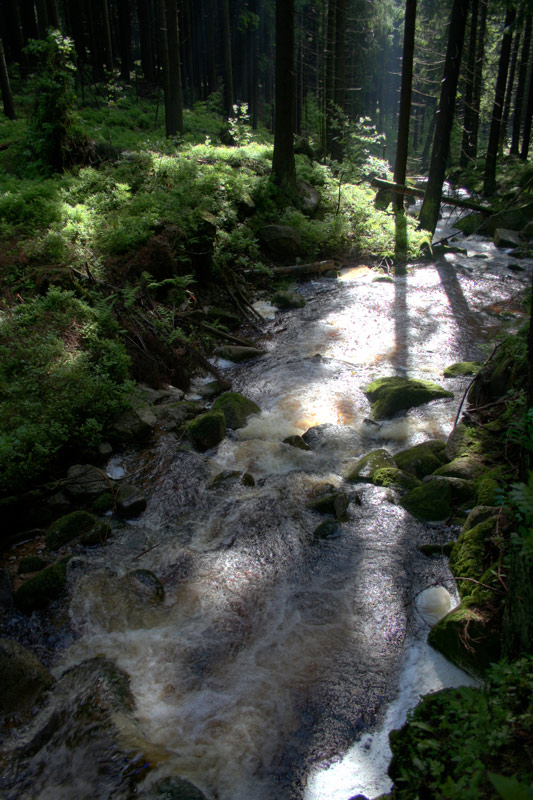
[18,557,48,574]
[272,290,306,309]
[91,492,114,515]
[428,596,500,677]
[443,361,483,378]
[394,439,448,478]
[433,455,485,481]
[344,448,396,482]
[45,511,99,550]
[372,467,421,492]
[187,410,226,451]
[13,559,69,613]
[307,492,349,519]
[449,519,497,597]
[476,476,501,505]
[211,391,260,429]
[363,377,453,420]
[400,479,452,522]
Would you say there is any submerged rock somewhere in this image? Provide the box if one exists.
[283,435,311,451]
[212,391,260,429]
[443,361,482,378]
[0,638,54,714]
[214,345,266,362]
[307,492,349,519]
[138,776,208,800]
[363,376,453,420]
[345,448,396,482]
[272,290,306,309]
[312,519,339,540]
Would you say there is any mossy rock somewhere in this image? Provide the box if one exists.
[211,391,260,430]
[92,492,114,516]
[372,467,421,493]
[283,435,311,451]
[312,519,339,541]
[45,511,100,550]
[344,448,396,482]
[419,542,455,557]
[272,290,306,309]
[400,479,452,522]
[476,475,501,505]
[463,505,499,532]
[0,638,55,713]
[449,519,497,597]
[187,411,226,451]
[363,376,453,420]
[307,492,349,519]
[445,422,482,460]
[443,361,482,378]
[214,345,266,362]
[394,439,448,478]
[115,484,147,518]
[18,556,49,574]
[424,475,476,505]
[14,559,69,613]
[428,596,501,676]
[432,455,486,481]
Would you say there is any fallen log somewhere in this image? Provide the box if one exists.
[371,178,494,215]
[246,259,335,277]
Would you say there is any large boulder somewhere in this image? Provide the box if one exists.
[13,559,69,613]
[261,224,302,259]
[211,391,260,429]
[494,228,522,248]
[45,511,102,550]
[272,290,306,309]
[345,448,396,483]
[0,638,54,713]
[153,400,205,432]
[187,411,226,451]
[65,464,111,502]
[372,467,421,493]
[400,479,452,522]
[432,455,486,481]
[485,201,533,235]
[394,439,448,479]
[443,361,482,378]
[428,597,500,676]
[449,518,497,597]
[297,181,321,216]
[363,376,453,420]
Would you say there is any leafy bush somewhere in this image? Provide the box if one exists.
[0,288,131,493]
[389,657,533,799]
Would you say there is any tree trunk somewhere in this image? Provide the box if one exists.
[271,0,297,201]
[393,0,417,211]
[483,6,516,195]
[469,0,487,160]
[206,0,217,96]
[511,14,532,156]
[0,39,16,120]
[460,0,478,166]
[331,0,346,161]
[164,0,184,135]
[520,58,533,160]
[138,0,155,82]
[500,27,520,150]
[221,0,233,116]
[324,0,336,156]
[117,0,132,82]
[419,0,469,235]
[100,0,114,71]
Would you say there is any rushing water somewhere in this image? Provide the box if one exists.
[3,216,532,799]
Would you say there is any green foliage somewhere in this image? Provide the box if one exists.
[0,288,131,493]
[227,103,253,147]
[23,30,80,173]
[389,657,533,799]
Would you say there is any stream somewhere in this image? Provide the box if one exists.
[2,212,532,800]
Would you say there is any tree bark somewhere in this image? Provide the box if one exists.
[393,0,417,211]
[500,27,520,150]
[117,0,132,82]
[138,0,155,82]
[164,0,184,135]
[520,57,533,160]
[460,0,478,166]
[483,6,516,195]
[221,0,233,116]
[271,0,297,201]
[511,14,532,156]
[331,0,346,161]
[0,39,16,120]
[419,0,469,234]
[469,0,487,160]
[324,0,337,156]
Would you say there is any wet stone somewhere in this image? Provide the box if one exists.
[283,435,311,451]
[65,464,110,502]
[115,484,147,518]
[0,638,55,714]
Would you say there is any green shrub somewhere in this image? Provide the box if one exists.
[0,288,131,493]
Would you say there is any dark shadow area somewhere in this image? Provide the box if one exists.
[435,259,485,360]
